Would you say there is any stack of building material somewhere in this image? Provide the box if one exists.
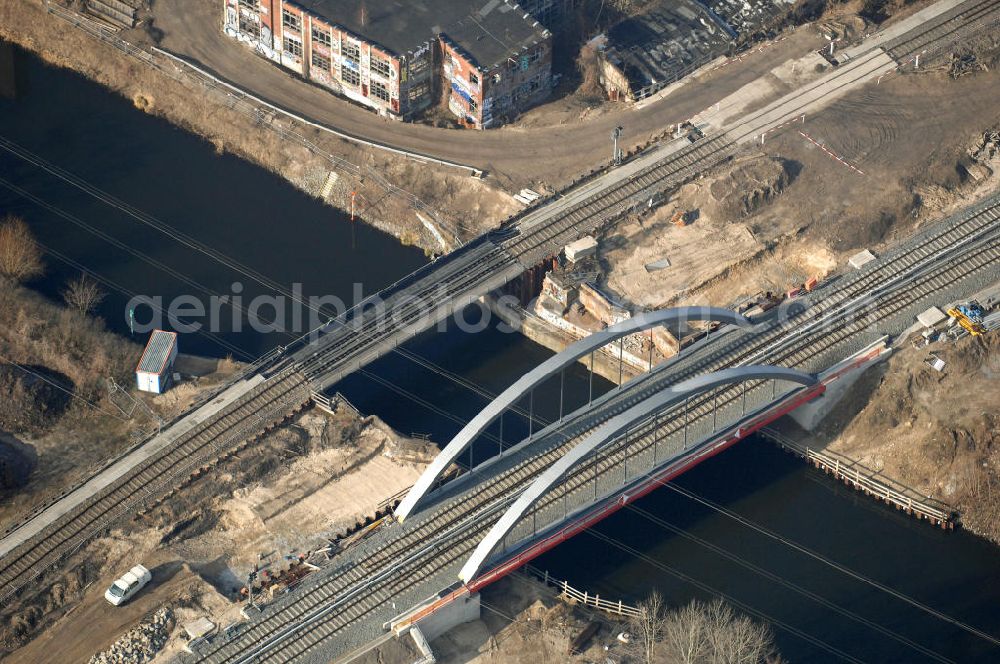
[564,236,598,263]
[86,0,138,29]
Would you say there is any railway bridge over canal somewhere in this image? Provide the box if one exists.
[0,0,997,652]
[190,189,1000,663]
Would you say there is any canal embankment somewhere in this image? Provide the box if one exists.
[0,1,517,254]
[784,330,1000,544]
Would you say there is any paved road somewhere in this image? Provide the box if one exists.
[154,0,824,186]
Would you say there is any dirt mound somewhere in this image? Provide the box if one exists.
[826,334,1000,542]
[710,156,792,218]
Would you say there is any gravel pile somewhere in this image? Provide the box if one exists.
[89,607,173,664]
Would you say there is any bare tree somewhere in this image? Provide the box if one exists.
[701,599,775,664]
[62,273,106,315]
[0,215,43,283]
[662,600,709,664]
[629,597,776,664]
[629,590,669,664]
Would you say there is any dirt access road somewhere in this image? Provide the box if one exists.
[6,560,195,664]
[154,0,824,186]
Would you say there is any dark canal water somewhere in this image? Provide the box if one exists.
[3,45,1000,663]
[0,43,427,359]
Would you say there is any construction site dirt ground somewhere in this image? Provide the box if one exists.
[0,405,436,661]
[355,574,627,664]
[775,332,1000,544]
[433,577,626,664]
[601,62,1000,311]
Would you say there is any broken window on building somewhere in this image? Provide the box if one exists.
[283,36,302,58]
[239,16,259,38]
[470,72,479,86]
[281,9,300,32]
[409,54,429,76]
[341,66,360,87]
[312,27,332,48]
[311,52,330,72]
[237,0,257,13]
[371,56,391,79]
[341,41,360,63]
[371,80,390,102]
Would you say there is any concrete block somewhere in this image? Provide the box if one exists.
[416,592,481,642]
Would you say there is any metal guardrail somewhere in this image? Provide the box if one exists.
[760,427,955,527]
[522,565,642,618]
[310,390,363,418]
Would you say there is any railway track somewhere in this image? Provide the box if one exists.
[883,0,1000,61]
[271,0,1000,390]
[501,134,738,265]
[498,38,920,266]
[3,0,995,633]
[294,242,520,384]
[195,195,1000,663]
[0,369,312,602]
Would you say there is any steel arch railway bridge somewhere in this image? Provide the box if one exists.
[395,306,756,522]
[195,179,1000,662]
[379,305,818,577]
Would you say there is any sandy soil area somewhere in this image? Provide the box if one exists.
[170,412,431,573]
[602,63,1000,310]
[7,562,203,664]
[429,574,624,664]
[602,155,782,308]
[0,405,435,661]
[792,333,1000,543]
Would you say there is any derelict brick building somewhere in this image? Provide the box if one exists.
[223,0,552,128]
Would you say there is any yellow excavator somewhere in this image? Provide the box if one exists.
[947,302,986,336]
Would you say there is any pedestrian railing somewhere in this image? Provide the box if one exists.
[522,564,642,619]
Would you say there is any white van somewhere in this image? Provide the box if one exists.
[104,565,152,606]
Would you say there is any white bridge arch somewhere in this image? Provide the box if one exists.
[395,307,752,522]
[458,364,818,583]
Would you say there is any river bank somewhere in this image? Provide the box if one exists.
[796,332,1000,545]
[0,1,517,254]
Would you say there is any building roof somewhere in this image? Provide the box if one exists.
[600,0,732,95]
[297,0,548,67]
[136,329,177,375]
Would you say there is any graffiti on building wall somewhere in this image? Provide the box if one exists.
[221,1,549,126]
